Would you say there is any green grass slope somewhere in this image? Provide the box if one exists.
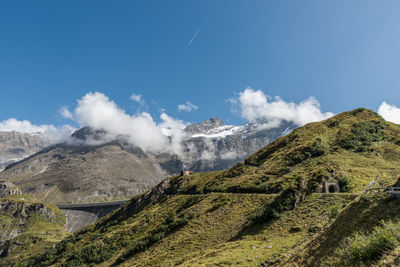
[24,108,400,266]
[283,194,400,266]
[0,195,68,266]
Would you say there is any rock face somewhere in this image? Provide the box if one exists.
[0,181,21,197]
[184,117,225,135]
[0,199,64,258]
[0,131,50,171]
[0,118,294,204]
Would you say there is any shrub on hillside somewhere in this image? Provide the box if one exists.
[207,195,232,212]
[64,243,117,266]
[287,138,327,166]
[251,188,297,223]
[337,176,352,192]
[331,220,400,265]
[278,167,292,176]
[328,120,340,128]
[339,121,385,151]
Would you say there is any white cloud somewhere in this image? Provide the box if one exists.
[130,93,145,106]
[234,87,334,127]
[159,113,188,154]
[378,102,400,124]
[200,150,215,160]
[220,151,241,160]
[0,118,51,133]
[178,101,198,112]
[74,92,187,154]
[226,97,239,114]
[0,118,75,143]
[60,106,74,119]
[0,92,190,153]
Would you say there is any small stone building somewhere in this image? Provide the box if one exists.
[0,181,22,197]
[323,180,340,193]
[180,170,193,176]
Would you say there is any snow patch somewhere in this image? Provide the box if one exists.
[191,125,243,139]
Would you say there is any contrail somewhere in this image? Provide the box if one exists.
[188,16,208,46]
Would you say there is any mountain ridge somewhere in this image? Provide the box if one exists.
[0,117,293,204]
[20,108,400,266]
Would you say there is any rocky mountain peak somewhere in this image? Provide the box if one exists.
[184,117,225,135]
[71,127,110,142]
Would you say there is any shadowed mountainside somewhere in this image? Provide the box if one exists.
[0,141,169,204]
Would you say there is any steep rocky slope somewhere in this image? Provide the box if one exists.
[0,141,169,204]
[0,131,50,171]
[24,108,400,266]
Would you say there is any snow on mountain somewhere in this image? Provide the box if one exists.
[191,125,244,139]
[179,118,295,172]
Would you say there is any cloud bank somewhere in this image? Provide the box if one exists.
[0,93,188,153]
[235,88,334,127]
[5,87,400,157]
[0,118,75,142]
[378,102,400,124]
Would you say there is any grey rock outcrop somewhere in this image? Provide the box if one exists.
[184,117,225,135]
[0,181,21,197]
[0,199,63,257]
[0,131,50,170]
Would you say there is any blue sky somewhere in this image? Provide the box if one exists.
[1,0,400,129]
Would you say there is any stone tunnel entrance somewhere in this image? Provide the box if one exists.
[328,185,338,193]
[324,181,340,193]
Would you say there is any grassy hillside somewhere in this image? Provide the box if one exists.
[21,108,400,266]
[283,194,400,266]
[163,108,400,197]
[0,195,68,266]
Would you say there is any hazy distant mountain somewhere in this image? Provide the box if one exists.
[0,131,51,171]
[0,118,293,203]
